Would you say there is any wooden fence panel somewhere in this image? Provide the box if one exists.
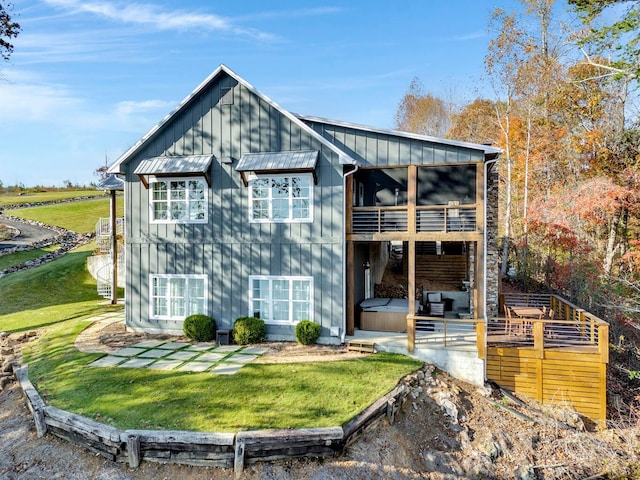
[487,346,607,429]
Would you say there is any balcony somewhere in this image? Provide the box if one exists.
[350,205,477,235]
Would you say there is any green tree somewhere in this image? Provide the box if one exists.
[0,2,20,62]
[569,0,640,81]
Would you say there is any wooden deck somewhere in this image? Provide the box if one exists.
[486,293,608,429]
[402,293,609,429]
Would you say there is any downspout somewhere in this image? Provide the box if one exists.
[342,163,359,344]
[483,157,499,380]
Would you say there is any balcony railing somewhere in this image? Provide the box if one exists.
[350,205,477,234]
[352,206,408,233]
[416,205,476,233]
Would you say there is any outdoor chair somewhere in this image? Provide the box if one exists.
[426,292,445,317]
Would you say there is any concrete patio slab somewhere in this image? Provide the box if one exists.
[156,342,190,350]
[211,363,243,375]
[242,346,269,355]
[119,358,155,368]
[165,351,199,361]
[132,340,166,348]
[112,347,148,357]
[226,354,258,364]
[147,359,184,370]
[177,361,214,372]
[214,345,242,353]
[138,349,170,359]
[89,356,127,367]
[196,352,227,363]
[184,343,216,352]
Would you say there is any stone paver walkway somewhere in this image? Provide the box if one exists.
[89,340,269,375]
[79,311,270,375]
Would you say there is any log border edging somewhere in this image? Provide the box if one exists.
[14,363,412,476]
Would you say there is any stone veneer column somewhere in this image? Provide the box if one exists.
[485,164,500,317]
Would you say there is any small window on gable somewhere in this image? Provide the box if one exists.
[221,87,233,105]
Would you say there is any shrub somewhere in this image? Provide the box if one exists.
[233,316,266,345]
[295,320,321,345]
[183,314,216,342]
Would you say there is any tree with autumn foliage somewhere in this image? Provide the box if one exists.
[395,77,452,137]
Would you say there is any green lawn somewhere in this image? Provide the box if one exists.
[10,197,124,233]
[1,238,422,432]
[0,190,107,207]
[25,318,421,431]
[0,242,112,332]
[0,245,59,272]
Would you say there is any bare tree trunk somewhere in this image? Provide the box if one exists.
[603,209,621,277]
[499,110,512,278]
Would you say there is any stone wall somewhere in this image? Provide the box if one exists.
[485,163,500,317]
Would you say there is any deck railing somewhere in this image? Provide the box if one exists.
[494,292,609,353]
[350,204,477,234]
[351,206,407,233]
[416,205,477,233]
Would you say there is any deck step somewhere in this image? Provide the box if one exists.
[347,340,376,353]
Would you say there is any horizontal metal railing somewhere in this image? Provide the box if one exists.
[416,205,476,233]
[492,293,608,351]
[351,206,407,233]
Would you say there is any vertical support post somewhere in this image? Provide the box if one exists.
[533,320,544,402]
[407,239,416,354]
[127,434,141,468]
[110,189,118,305]
[408,165,417,234]
[234,438,246,479]
[476,321,485,359]
[346,240,355,336]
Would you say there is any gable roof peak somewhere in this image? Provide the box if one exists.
[108,65,357,174]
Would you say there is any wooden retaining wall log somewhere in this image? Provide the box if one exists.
[342,385,406,445]
[14,365,47,437]
[123,429,236,468]
[236,427,344,467]
[127,434,141,468]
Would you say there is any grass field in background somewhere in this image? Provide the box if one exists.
[0,190,106,207]
[10,197,124,233]
[0,245,59,272]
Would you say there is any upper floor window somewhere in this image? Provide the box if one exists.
[150,178,207,223]
[248,174,313,223]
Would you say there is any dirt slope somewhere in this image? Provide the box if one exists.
[1,331,639,479]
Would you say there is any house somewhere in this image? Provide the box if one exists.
[107,65,501,358]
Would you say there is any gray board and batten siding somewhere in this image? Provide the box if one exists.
[298,115,496,168]
[118,67,348,339]
[111,64,500,342]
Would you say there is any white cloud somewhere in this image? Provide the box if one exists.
[115,99,176,117]
[42,0,276,41]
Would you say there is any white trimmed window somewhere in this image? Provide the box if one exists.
[249,275,313,325]
[150,274,207,320]
[149,178,207,223]
[248,174,313,223]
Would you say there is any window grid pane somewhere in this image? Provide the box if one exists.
[249,175,312,222]
[151,179,207,223]
[151,276,206,320]
[249,277,311,324]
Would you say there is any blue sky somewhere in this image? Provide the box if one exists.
[0,0,570,187]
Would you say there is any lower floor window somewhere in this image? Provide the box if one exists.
[150,274,206,320]
[249,275,313,324]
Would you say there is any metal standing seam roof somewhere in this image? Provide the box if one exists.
[96,174,124,191]
[133,155,214,176]
[235,151,319,172]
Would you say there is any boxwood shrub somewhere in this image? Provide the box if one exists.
[183,314,216,342]
[295,320,321,345]
[233,316,266,345]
